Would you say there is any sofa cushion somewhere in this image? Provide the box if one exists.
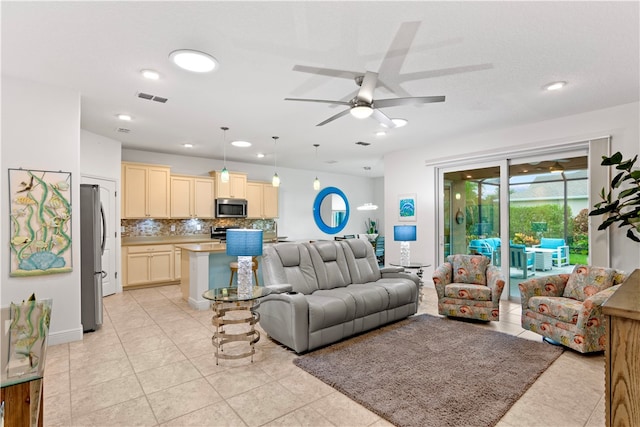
[447,254,490,285]
[445,283,492,301]
[306,241,351,290]
[307,294,357,332]
[563,265,616,301]
[528,296,583,324]
[315,284,389,317]
[263,243,319,295]
[341,239,382,283]
[371,279,418,309]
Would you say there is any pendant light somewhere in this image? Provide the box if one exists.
[272,136,280,187]
[313,144,321,191]
[220,126,229,183]
[357,166,378,211]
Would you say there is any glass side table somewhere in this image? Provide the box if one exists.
[202,287,272,365]
[390,263,431,301]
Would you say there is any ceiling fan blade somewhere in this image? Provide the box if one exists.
[356,71,378,104]
[284,97,351,106]
[398,63,494,83]
[292,65,361,80]
[317,108,351,126]
[371,109,395,128]
[378,21,421,80]
[374,96,445,108]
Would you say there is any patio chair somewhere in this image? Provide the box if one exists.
[534,238,569,267]
[510,244,535,278]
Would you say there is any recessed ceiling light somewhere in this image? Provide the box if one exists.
[544,81,567,91]
[183,143,193,148]
[169,49,218,73]
[231,140,251,148]
[117,114,132,121]
[375,131,386,137]
[257,153,265,158]
[141,69,160,80]
[391,118,408,128]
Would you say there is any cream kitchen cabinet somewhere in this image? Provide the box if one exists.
[122,244,175,288]
[122,162,171,218]
[170,175,214,218]
[210,170,247,199]
[173,247,181,280]
[246,181,279,218]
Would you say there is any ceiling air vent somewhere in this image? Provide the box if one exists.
[137,92,168,103]
[325,160,338,164]
[116,128,131,133]
[356,141,371,146]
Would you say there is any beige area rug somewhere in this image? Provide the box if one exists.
[294,314,564,427]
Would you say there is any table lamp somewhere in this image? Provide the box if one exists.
[226,229,263,297]
[394,225,416,266]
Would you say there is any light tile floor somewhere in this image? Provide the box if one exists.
[44,284,606,426]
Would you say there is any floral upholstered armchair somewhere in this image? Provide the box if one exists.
[519,265,627,353]
[432,254,506,321]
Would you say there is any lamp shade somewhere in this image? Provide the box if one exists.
[394,225,416,242]
[226,229,263,256]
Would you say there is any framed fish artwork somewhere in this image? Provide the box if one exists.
[8,168,72,276]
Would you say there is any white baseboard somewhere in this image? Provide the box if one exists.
[48,326,83,345]
[189,297,210,311]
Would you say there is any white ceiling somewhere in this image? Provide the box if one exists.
[2,1,639,177]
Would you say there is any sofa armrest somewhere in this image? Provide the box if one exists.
[264,283,293,294]
[432,263,452,299]
[380,266,404,274]
[256,292,310,353]
[517,274,570,311]
[485,265,506,305]
[381,271,420,286]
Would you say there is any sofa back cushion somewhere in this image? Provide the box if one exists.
[340,239,382,284]
[446,254,490,285]
[263,243,319,295]
[306,241,352,290]
[563,265,617,301]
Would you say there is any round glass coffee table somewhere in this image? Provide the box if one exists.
[202,287,272,365]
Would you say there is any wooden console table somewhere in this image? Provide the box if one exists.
[603,269,640,427]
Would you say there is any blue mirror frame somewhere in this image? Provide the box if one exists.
[313,186,350,234]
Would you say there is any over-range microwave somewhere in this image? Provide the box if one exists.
[215,198,247,218]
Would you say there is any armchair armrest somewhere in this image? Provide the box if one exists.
[432,263,452,299]
[517,274,570,311]
[486,265,506,304]
[575,284,622,342]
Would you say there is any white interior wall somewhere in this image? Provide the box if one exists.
[1,75,83,345]
[384,101,640,275]
[122,149,380,241]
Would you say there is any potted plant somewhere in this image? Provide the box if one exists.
[589,152,640,242]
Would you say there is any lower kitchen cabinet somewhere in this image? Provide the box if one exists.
[122,244,175,288]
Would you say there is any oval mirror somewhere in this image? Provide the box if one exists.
[313,187,350,234]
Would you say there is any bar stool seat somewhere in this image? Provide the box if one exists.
[229,256,259,287]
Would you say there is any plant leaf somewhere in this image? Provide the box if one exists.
[602,152,623,165]
[611,171,625,188]
[627,228,640,242]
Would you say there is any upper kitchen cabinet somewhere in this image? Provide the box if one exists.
[170,175,214,218]
[246,181,279,218]
[210,170,247,199]
[122,162,171,218]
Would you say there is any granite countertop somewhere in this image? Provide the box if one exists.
[175,242,227,252]
[121,235,218,246]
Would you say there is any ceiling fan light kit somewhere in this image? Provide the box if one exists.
[350,105,374,119]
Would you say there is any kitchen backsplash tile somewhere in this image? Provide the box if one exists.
[121,218,275,237]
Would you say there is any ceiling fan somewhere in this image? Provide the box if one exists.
[284,71,445,127]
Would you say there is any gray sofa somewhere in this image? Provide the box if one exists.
[256,239,420,353]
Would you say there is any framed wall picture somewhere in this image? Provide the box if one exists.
[398,193,416,222]
[8,168,73,276]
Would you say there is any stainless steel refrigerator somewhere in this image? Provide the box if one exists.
[80,184,105,332]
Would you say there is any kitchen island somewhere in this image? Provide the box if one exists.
[175,242,264,310]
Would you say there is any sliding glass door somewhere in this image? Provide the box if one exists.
[437,146,594,302]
